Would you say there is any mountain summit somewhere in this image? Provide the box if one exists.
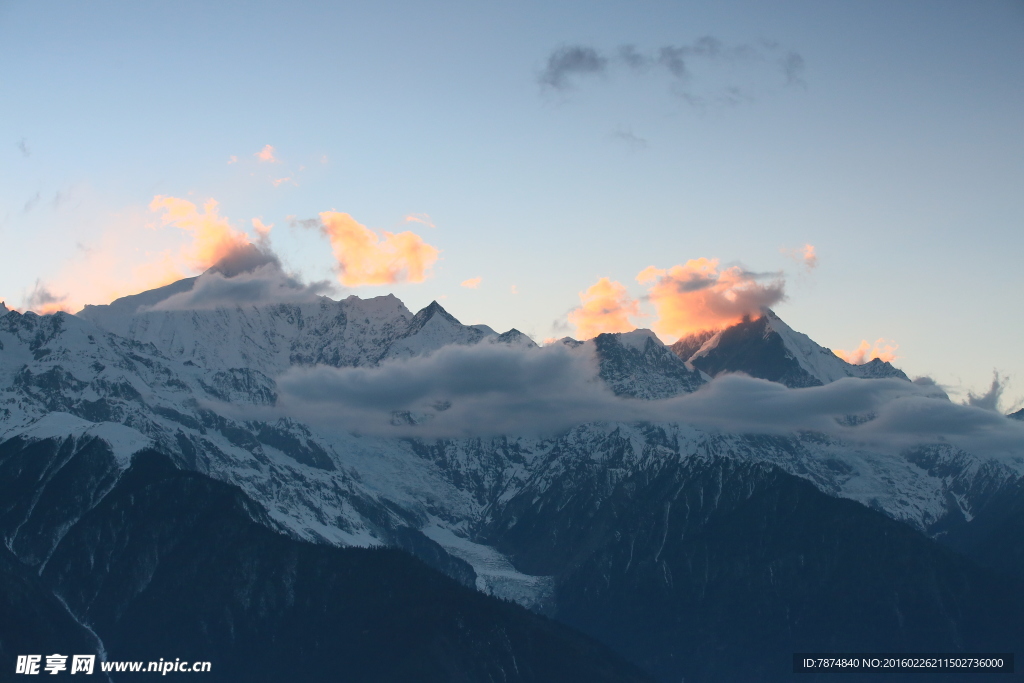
[672,309,909,388]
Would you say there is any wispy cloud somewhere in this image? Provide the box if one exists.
[25,280,70,314]
[781,51,806,87]
[23,192,41,213]
[964,371,1007,412]
[538,37,806,104]
[460,276,482,289]
[256,144,278,163]
[539,45,608,90]
[404,213,435,228]
[610,127,647,149]
[782,243,818,271]
[17,138,30,158]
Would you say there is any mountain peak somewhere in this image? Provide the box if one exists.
[495,329,538,348]
[409,300,461,329]
[609,328,661,352]
[592,329,704,399]
[678,310,909,388]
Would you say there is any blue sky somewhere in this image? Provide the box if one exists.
[2,0,1022,407]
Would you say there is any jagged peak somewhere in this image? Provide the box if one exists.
[411,300,460,325]
[495,329,538,348]
[552,336,584,348]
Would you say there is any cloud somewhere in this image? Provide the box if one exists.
[567,277,643,339]
[150,196,254,272]
[783,243,817,271]
[271,177,293,187]
[539,45,608,90]
[17,138,30,158]
[256,145,277,162]
[23,192,41,213]
[964,371,1006,412]
[317,211,440,287]
[269,342,1024,455]
[618,45,650,70]
[834,339,899,365]
[227,155,238,165]
[637,258,786,339]
[145,263,332,312]
[404,213,435,228]
[26,281,70,314]
[276,342,613,437]
[538,38,806,104]
[510,284,519,294]
[23,195,284,314]
[610,127,647,149]
[781,51,806,87]
[460,277,482,289]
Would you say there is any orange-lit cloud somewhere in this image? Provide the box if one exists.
[21,195,274,314]
[404,213,435,228]
[319,211,439,287]
[567,277,643,340]
[227,155,238,165]
[834,339,899,364]
[150,196,253,271]
[783,243,818,271]
[637,258,785,340]
[461,277,482,289]
[256,145,277,162]
[271,177,293,187]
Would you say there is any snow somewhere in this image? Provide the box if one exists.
[422,523,554,610]
[2,284,1021,612]
[2,412,151,465]
[763,311,860,384]
[614,328,661,352]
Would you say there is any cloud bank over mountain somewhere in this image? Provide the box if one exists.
[269,341,1024,454]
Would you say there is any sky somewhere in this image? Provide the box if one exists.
[1,0,1022,409]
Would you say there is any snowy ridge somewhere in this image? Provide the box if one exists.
[683,309,909,388]
[1,412,151,465]
[764,310,907,383]
[2,287,1022,608]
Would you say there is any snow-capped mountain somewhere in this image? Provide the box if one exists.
[3,274,1023,682]
[673,308,910,388]
[4,284,1017,564]
[553,329,705,399]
